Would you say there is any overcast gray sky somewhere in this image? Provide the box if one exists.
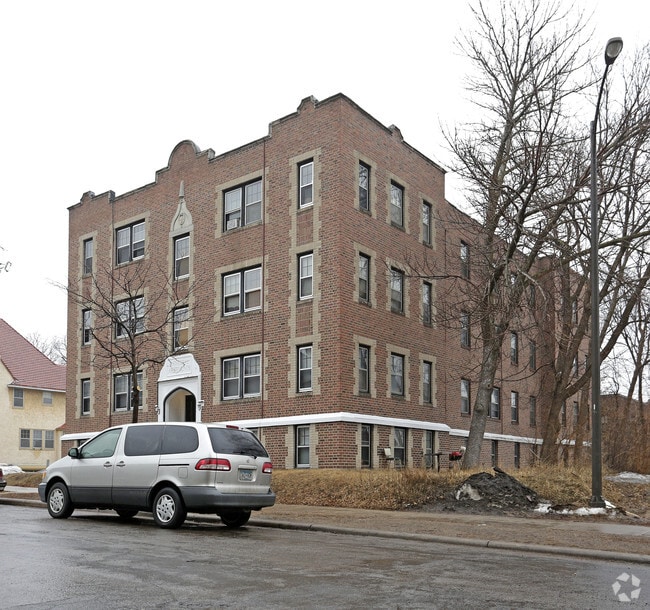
[0,0,647,342]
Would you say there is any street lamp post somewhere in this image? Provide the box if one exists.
[589,37,623,508]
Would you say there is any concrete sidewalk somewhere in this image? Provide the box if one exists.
[3,490,649,564]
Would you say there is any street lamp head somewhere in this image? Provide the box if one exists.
[604,37,623,66]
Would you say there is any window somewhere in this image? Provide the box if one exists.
[390,182,404,227]
[491,440,498,468]
[116,297,144,338]
[20,429,30,449]
[529,396,537,426]
[461,378,471,414]
[359,162,370,211]
[298,345,312,392]
[510,332,519,365]
[422,282,432,325]
[42,391,52,405]
[390,268,404,313]
[299,161,313,208]
[361,424,371,467]
[394,427,406,466]
[174,234,190,279]
[422,201,432,245]
[33,429,42,449]
[422,361,432,404]
[514,442,521,469]
[173,306,189,350]
[460,241,470,279]
[116,221,145,264]
[359,254,370,303]
[113,372,143,412]
[81,309,92,345]
[390,353,404,396]
[81,379,91,415]
[298,254,313,300]
[296,425,310,467]
[529,340,537,370]
[222,354,261,399]
[424,430,434,468]
[490,387,500,419]
[359,345,370,393]
[13,388,23,408]
[511,391,519,423]
[224,179,262,230]
[83,238,93,275]
[223,267,262,315]
[45,430,54,450]
[460,312,470,348]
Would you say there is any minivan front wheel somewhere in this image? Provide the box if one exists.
[219,509,251,529]
[47,482,74,519]
[152,488,186,529]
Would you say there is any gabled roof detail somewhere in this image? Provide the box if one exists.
[0,319,66,392]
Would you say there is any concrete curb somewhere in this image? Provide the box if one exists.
[4,496,649,565]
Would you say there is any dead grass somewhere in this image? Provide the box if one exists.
[7,466,648,517]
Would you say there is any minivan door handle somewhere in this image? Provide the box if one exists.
[103,461,113,468]
[116,461,126,468]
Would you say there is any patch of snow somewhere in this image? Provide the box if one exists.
[455,483,482,501]
[0,464,23,475]
[535,499,617,516]
[606,472,650,484]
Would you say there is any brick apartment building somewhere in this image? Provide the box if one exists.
[65,94,557,469]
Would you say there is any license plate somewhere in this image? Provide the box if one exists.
[239,469,254,482]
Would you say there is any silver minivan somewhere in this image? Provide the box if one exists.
[38,422,275,529]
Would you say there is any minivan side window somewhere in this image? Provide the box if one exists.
[161,425,199,454]
[124,425,164,456]
[79,428,122,459]
[208,428,269,458]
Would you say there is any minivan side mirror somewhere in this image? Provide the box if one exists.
[68,448,80,459]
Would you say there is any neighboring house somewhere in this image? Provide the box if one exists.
[64,94,585,469]
[0,319,66,469]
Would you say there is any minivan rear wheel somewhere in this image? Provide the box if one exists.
[219,509,251,528]
[152,487,186,529]
[47,482,74,519]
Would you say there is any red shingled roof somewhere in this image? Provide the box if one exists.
[0,319,66,392]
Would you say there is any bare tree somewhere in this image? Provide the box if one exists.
[64,259,206,423]
[26,333,67,365]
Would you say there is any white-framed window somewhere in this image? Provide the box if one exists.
[224,179,262,230]
[359,345,370,393]
[115,297,144,338]
[511,391,519,423]
[490,387,501,419]
[298,345,313,392]
[13,388,23,408]
[113,372,143,412]
[173,306,189,350]
[461,312,470,348]
[390,182,404,227]
[359,162,370,212]
[390,353,404,396]
[460,241,470,279]
[223,267,262,315]
[20,429,30,449]
[299,161,314,208]
[424,430,434,468]
[422,281,432,325]
[45,430,54,450]
[174,234,190,279]
[296,425,310,467]
[222,354,261,400]
[422,361,432,403]
[33,429,42,449]
[298,253,313,300]
[511,332,519,364]
[422,201,432,245]
[83,238,93,275]
[81,379,91,416]
[116,221,145,264]
[394,427,406,466]
[390,268,404,313]
[82,309,92,345]
[461,378,471,414]
[42,391,52,405]
[359,253,370,303]
[361,424,371,467]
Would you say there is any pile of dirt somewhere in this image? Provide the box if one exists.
[436,468,542,515]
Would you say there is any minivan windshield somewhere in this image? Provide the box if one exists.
[208,428,269,458]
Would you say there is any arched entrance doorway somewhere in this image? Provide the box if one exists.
[164,387,196,422]
[157,353,202,423]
